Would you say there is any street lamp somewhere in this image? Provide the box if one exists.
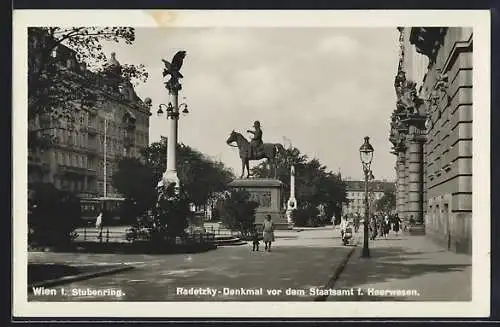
[359,136,374,258]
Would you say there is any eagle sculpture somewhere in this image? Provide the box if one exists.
[162,50,186,79]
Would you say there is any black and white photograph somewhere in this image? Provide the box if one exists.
[13,10,490,318]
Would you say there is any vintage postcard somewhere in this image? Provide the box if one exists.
[13,9,491,318]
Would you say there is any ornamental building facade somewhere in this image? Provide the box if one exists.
[28,29,151,200]
[389,27,473,254]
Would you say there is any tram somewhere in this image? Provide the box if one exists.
[80,196,125,226]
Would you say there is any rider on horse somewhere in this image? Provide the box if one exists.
[247,120,263,158]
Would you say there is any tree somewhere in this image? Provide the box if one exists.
[112,141,234,222]
[29,182,81,247]
[111,157,157,219]
[219,190,259,237]
[28,27,148,149]
[375,188,396,214]
[141,141,234,206]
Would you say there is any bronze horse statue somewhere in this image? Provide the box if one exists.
[226,130,286,179]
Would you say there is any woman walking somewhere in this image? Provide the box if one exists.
[383,215,391,239]
[393,214,401,237]
[262,215,275,252]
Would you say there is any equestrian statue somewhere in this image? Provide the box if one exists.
[226,121,286,179]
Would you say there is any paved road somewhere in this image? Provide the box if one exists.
[29,226,352,301]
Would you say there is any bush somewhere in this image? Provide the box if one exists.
[29,182,80,248]
[292,206,320,227]
[219,190,258,238]
[126,183,190,245]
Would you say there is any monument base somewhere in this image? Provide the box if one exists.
[159,170,180,191]
[228,178,293,230]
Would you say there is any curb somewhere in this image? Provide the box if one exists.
[313,247,357,301]
[28,265,134,292]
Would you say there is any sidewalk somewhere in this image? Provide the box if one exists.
[328,232,472,301]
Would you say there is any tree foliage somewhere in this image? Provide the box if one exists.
[219,190,259,237]
[142,141,234,206]
[111,157,157,218]
[28,182,81,247]
[375,188,396,214]
[112,141,235,222]
[28,27,148,149]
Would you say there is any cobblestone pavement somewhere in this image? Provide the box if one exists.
[328,229,472,301]
[29,226,353,301]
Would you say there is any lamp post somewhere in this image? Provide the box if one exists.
[156,100,189,193]
[359,136,374,258]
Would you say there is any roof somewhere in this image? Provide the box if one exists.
[344,180,395,192]
[228,178,283,188]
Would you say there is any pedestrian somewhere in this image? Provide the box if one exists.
[262,215,275,252]
[393,214,401,237]
[340,216,348,240]
[383,215,390,239]
[340,217,353,246]
[95,210,103,229]
[377,215,384,238]
[353,213,360,233]
[251,225,260,251]
[369,216,377,240]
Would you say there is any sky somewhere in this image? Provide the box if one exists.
[100,27,400,181]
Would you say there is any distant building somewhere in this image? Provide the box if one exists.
[342,179,395,216]
[28,29,151,200]
[389,27,473,253]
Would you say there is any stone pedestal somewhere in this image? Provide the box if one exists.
[228,178,292,230]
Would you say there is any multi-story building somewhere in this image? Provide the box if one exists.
[28,29,151,201]
[342,179,395,217]
[389,27,473,253]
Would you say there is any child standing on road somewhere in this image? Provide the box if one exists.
[251,225,260,251]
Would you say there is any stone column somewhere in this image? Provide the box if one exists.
[406,130,425,225]
[162,90,180,190]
